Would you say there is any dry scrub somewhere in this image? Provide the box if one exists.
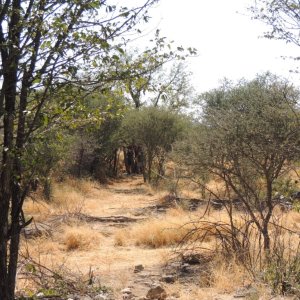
[19,176,300,298]
[62,224,101,251]
[114,208,242,249]
[23,177,98,220]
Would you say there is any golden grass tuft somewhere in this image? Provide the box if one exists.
[131,217,190,248]
[211,259,249,293]
[65,233,81,251]
[114,229,128,247]
[128,207,245,249]
[23,200,52,222]
[52,184,86,214]
[62,225,101,251]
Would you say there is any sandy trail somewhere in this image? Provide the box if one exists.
[22,176,174,299]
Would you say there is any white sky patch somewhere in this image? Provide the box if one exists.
[136,0,300,93]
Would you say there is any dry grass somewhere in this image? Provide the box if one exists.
[132,218,188,248]
[210,259,249,293]
[120,208,238,248]
[19,175,300,299]
[122,208,191,248]
[62,224,102,251]
[23,200,52,222]
[51,183,86,214]
[114,229,127,246]
[24,177,97,220]
[62,177,98,196]
[22,236,62,258]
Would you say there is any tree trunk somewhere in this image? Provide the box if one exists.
[0,1,22,298]
[262,179,273,252]
[147,152,153,182]
[263,230,270,251]
[8,187,22,299]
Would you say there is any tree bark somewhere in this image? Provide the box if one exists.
[0,1,22,298]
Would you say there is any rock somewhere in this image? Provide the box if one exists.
[161,274,175,284]
[79,296,92,300]
[180,263,190,273]
[67,296,79,300]
[134,264,144,273]
[146,285,167,300]
[122,288,132,294]
[122,288,133,300]
[36,292,45,298]
[94,294,108,300]
[182,254,201,265]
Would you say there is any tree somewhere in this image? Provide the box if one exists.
[121,107,186,182]
[0,1,167,299]
[120,46,196,109]
[67,89,126,180]
[177,73,300,251]
[250,1,300,52]
[151,62,195,110]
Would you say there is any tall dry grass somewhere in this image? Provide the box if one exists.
[24,177,98,220]
[114,208,241,249]
[61,224,102,251]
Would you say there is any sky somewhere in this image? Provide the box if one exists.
[134,0,300,93]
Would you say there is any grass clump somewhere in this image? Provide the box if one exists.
[132,218,189,248]
[63,225,101,251]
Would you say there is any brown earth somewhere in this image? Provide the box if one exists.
[18,175,298,300]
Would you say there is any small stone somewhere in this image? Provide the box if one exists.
[171,292,180,298]
[146,285,167,300]
[180,263,190,273]
[183,254,201,265]
[134,264,144,273]
[36,292,45,298]
[161,274,175,284]
[122,287,132,294]
[80,296,92,300]
[94,294,108,300]
[122,288,133,300]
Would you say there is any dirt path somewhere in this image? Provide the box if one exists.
[21,175,277,300]
[22,176,175,299]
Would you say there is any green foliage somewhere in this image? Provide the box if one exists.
[198,73,300,208]
[65,89,126,180]
[0,1,185,298]
[121,107,188,181]
[273,178,299,198]
[122,107,186,150]
[293,200,300,212]
[175,73,300,251]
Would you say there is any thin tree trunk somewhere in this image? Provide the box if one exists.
[0,0,22,298]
